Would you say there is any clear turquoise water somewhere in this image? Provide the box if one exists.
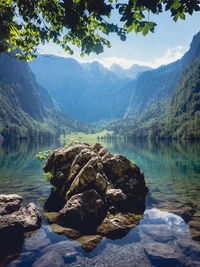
[1,139,200,266]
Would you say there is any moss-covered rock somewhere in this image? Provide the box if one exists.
[43,142,148,251]
[97,212,143,239]
[76,235,102,252]
[49,224,81,239]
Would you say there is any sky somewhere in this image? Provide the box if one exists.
[38,9,200,69]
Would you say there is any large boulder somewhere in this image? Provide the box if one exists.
[43,142,148,248]
[0,194,42,261]
[57,189,105,231]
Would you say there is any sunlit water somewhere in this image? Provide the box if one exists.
[0,139,200,266]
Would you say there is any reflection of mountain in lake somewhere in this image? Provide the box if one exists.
[0,140,61,205]
[105,139,200,242]
[1,139,200,266]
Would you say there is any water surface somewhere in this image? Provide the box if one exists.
[0,139,200,266]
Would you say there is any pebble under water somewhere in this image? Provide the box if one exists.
[0,138,200,266]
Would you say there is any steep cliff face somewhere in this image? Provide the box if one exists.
[0,53,87,139]
[125,61,180,116]
[125,31,200,118]
[155,31,200,139]
[170,59,200,119]
[103,31,200,140]
[0,53,45,122]
[29,56,133,123]
[159,37,200,139]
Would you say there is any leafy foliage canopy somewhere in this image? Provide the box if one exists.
[1,0,200,60]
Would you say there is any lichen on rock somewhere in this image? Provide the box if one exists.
[43,142,148,250]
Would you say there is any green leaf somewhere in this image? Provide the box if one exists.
[142,23,149,36]
[171,0,181,9]
[127,24,134,33]
[179,13,185,20]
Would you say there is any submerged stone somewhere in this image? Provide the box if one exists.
[24,229,51,251]
[144,242,185,266]
[43,211,58,224]
[50,224,81,239]
[97,212,143,239]
[140,224,175,243]
[32,251,65,267]
[76,235,103,252]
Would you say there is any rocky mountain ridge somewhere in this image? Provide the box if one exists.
[29,56,151,123]
[0,52,88,139]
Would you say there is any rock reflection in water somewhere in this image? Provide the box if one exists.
[1,139,200,266]
[109,139,200,243]
[8,208,200,267]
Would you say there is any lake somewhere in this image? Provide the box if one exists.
[0,138,200,266]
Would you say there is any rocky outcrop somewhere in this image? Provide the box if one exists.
[43,142,148,249]
[0,194,42,232]
[57,189,105,231]
[0,194,42,261]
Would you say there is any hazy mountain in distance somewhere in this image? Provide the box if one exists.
[29,56,132,123]
[110,63,152,79]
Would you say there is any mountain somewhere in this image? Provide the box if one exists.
[103,31,200,140]
[158,44,200,139]
[29,56,131,123]
[125,61,180,116]
[5,32,199,140]
[109,64,126,79]
[110,63,152,79]
[0,52,88,140]
[127,64,152,79]
[125,34,200,118]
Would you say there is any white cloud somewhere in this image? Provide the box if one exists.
[153,46,185,68]
[145,208,185,227]
[75,45,186,69]
[38,44,186,70]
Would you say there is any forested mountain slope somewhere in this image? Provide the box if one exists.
[0,53,88,139]
[125,31,200,117]
[104,31,200,140]
[2,30,199,140]
[158,53,200,139]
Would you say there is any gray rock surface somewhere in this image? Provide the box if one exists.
[0,202,42,232]
[40,240,79,256]
[32,251,65,267]
[140,224,175,243]
[43,142,147,203]
[57,189,104,230]
[144,242,185,266]
[105,188,127,204]
[0,194,23,215]
[43,142,148,248]
[0,194,42,262]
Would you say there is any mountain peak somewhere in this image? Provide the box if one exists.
[110,63,152,79]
